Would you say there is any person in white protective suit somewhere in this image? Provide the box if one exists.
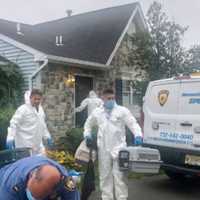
[75,90,103,115]
[83,88,143,200]
[7,89,52,155]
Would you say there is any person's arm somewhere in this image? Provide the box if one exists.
[39,106,53,148]
[97,98,103,107]
[83,112,97,138]
[55,165,80,200]
[123,107,142,137]
[59,187,80,200]
[40,106,51,139]
[7,106,25,147]
[75,99,88,113]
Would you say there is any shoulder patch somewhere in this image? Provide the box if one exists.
[64,177,76,191]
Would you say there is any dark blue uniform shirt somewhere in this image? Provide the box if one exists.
[0,156,80,200]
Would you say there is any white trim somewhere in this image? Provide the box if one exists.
[29,58,48,90]
[74,73,95,78]
[0,34,46,61]
[137,3,148,30]
[47,55,109,70]
[106,4,146,65]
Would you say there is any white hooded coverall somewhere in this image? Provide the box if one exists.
[75,91,103,115]
[7,91,50,155]
[84,104,142,200]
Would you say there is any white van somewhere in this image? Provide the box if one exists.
[143,75,200,178]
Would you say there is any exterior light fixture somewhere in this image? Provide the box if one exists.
[64,74,75,88]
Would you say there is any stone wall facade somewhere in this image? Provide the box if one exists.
[40,64,109,139]
[38,33,146,139]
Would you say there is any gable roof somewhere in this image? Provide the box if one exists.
[0,3,142,65]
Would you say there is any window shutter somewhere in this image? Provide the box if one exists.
[115,79,123,105]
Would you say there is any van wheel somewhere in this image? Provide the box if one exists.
[164,170,186,180]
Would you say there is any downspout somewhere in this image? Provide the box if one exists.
[29,58,48,90]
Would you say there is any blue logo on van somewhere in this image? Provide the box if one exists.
[182,92,200,97]
[189,98,200,104]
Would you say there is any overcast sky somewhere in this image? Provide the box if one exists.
[0,0,199,49]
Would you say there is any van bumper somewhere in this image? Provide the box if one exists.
[143,143,200,176]
[161,163,200,176]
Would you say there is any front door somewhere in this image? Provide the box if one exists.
[75,76,93,128]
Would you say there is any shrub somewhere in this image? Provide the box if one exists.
[55,128,84,153]
[0,106,15,150]
[65,128,84,153]
[0,63,23,106]
[46,150,82,171]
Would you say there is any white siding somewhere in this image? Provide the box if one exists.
[0,39,39,90]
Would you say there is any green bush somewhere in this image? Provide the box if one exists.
[65,128,84,153]
[0,106,15,150]
[55,128,84,154]
[0,63,23,106]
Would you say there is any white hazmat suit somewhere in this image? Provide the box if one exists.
[7,91,51,155]
[75,90,103,115]
[84,103,142,200]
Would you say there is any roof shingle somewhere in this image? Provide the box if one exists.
[0,3,138,64]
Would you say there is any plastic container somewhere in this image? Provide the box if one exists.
[119,146,162,174]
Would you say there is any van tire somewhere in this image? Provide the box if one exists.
[164,170,186,180]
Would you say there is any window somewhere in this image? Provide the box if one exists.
[122,80,140,106]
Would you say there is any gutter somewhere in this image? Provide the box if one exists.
[47,54,109,71]
[29,58,48,90]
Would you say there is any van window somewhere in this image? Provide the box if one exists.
[146,82,180,114]
[179,80,200,115]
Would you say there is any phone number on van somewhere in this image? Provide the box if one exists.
[159,132,193,144]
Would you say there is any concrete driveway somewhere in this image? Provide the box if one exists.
[89,175,200,200]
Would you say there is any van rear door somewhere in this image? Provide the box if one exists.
[177,79,200,150]
[143,79,180,147]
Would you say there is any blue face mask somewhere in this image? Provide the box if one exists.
[26,189,37,200]
[104,100,115,110]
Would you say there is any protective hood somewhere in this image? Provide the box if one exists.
[89,91,97,98]
[24,90,31,104]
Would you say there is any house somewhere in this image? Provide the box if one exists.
[0,2,147,138]
[0,55,10,65]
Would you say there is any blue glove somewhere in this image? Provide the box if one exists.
[68,170,83,185]
[134,136,143,146]
[6,140,15,150]
[68,169,83,177]
[85,135,93,148]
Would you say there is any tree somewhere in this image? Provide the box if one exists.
[0,60,23,149]
[146,1,187,80]
[0,62,23,106]
[125,1,188,103]
[127,31,154,79]
[183,45,200,73]
[126,31,154,103]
